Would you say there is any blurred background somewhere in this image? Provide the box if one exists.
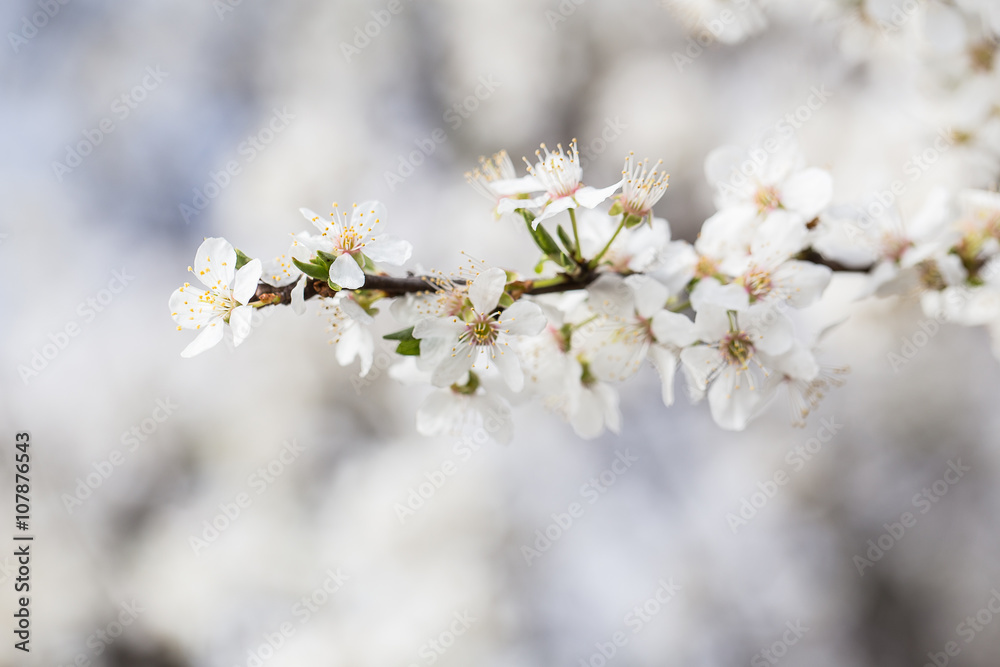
[3,0,1000,665]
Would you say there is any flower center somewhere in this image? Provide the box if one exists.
[743,267,773,301]
[881,233,913,262]
[695,255,719,279]
[754,186,781,213]
[722,331,755,369]
[461,313,500,347]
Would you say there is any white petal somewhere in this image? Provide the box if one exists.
[413,317,464,340]
[328,254,365,289]
[625,274,669,319]
[691,279,749,313]
[780,168,832,219]
[491,175,543,196]
[489,344,524,392]
[773,261,832,308]
[708,368,763,431]
[170,285,215,329]
[364,235,412,265]
[574,180,623,208]
[745,307,794,355]
[229,305,254,347]
[469,267,507,314]
[693,304,733,342]
[499,301,546,336]
[180,319,225,357]
[416,391,464,436]
[300,208,337,236]
[290,275,307,315]
[533,196,574,225]
[431,346,477,388]
[232,258,262,305]
[648,345,679,406]
[652,310,698,347]
[193,237,237,290]
[680,345,723,392]
[352,200,387,234]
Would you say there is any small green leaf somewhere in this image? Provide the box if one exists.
[498,293,514,308]
[395,339,421,356]
[292,257,330,281]
[316,250,339,265]
[623,213,644,229]
[235,248,253,270]
[557,225,576,256]
[327,279,342,292]
[383,326,416,341]
[608,200,624,216]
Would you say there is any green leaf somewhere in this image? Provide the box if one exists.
[557,225,576,256]
[498,293,514,308]
[608,200,624,217]
[316,250,339,265]
[623,213,644,229]
[327,279,342,292]
[383,326,415,341]
[395,339,421,356]
[234,248,253,270]
[292,257,330,281]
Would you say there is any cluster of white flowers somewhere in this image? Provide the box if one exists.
[169,128,1000,439]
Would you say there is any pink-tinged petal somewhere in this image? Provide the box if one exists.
[363,235,412,265]
[170,285,216,329]
[469,267,507,314]
[193,237,237,290]
[231,258,262,305]
[680,345,723,392]
[328,253,365,289]
[648,344,679,406]
[707,368,763,431]
[691,279,750,313]
[780,168,832,219]
[573,179,623,209]
[489,344,524,392]
[413,316,463,340]
[229,305,254,347]
[773,261,831,308]
[180,319,225,357]
[652,310,698,347]
[499,301,546,336]
[431,346,477,388]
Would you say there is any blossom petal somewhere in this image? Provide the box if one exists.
[469,267,507,314]
[193,237,237,290]
[352,200,387,236]
[780,168,832,219]
[180,319,225,357]
[290,275,307,315]
[489,344,524,392]
[328,254,365,289]
[232,258,262,305]
[170,285,216,329]
[574,179,623,209]
[708,368,763,431]
[229,305,254,347]
[691,278,749,313]
[680,345,723,392]
[431,346,477,387]
[625,275,669,319]
[648,344,679,406]
[300,208,338,236]
[499,301,546,336]
[413,317,464,340]
[774,261,832,308]
[652,310,698,347]
[364,235,412,265]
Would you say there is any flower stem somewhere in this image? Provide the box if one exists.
[589,215,626,269]
[569,208,583,263]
